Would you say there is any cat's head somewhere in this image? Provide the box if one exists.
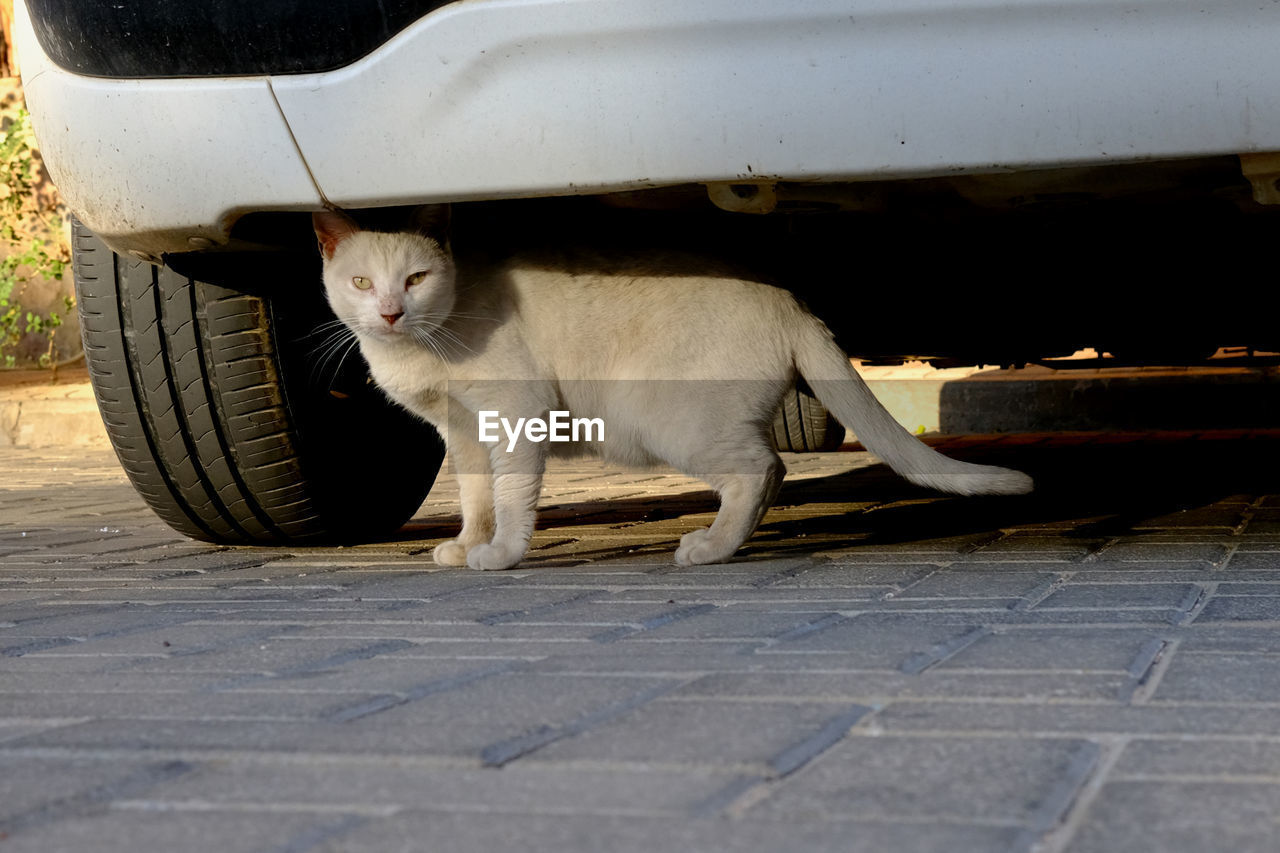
[313,207,456,343]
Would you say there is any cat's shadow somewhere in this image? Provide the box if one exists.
[398,434,1280,563]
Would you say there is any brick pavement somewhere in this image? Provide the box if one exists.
[2,433,1280,852]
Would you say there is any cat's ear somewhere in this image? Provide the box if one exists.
[409,204,451,247]
[313,210,360,260]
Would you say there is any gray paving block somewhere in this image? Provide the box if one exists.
[108,760,741,816]
[754,615,988,668]
[0,810,361,853]
[676,670,1130,702]
[1149,650,1280,702]
[1064,560,1217,574]
[874,700,1280,738]
[612,607,843,641]
[968,537,1097,561]
[1035,583,1200,610]
[1225,553,1280,572]
[1095,542,1230,564]
[527,697,869,771]
[0,756,190,828]
[765,561,936,588]
[1194,596,1280,622]
[3,675,678,759]
[603,586,889,607]
[1112,738,1280,778]
[891,569,1059,601]
[753,735,1097,827]
[327,672,683,757]
[0,688,386,722]
[1065,781,1280,853]
[1177,627,1280,652]
[327,811,1023,853]
[941,627,1170,672]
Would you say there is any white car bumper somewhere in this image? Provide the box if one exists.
[18,0,1280,257]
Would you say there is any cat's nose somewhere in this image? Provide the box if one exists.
[381,312,404,326]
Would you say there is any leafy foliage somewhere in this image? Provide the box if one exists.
[0,104,72,368]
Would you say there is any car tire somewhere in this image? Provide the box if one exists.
[72,221,443,544]
[772,386,846,452]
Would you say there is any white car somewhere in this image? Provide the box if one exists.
[16,0,1280,543]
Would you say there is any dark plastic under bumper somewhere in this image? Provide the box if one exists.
[25,0,454,78]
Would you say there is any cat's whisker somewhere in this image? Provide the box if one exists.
[307,329,350,374]
[305,325,348,352]
[421,310,499,323]
[411,321,475,361]
[309,325,360,388]
[327,333,363,388]
[298,319,356,344]
[407,324,444,360]
[420,324,474,358]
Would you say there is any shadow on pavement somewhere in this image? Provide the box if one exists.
[398,432,1279,564]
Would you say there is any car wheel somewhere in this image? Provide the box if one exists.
[772,386,846,452]
[72,221,443,544]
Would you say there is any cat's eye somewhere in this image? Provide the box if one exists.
[352,276,372,290]
[405,270,430,289]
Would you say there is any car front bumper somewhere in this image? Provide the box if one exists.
[18,0,1280,258]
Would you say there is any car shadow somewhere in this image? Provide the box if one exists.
[398,432,1280,563]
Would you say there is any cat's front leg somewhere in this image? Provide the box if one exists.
[432,436,496,567]
[465,438,546,571]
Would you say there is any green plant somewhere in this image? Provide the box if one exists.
[0,105,72,368]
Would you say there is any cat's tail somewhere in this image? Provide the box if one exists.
[794,318,1033,496]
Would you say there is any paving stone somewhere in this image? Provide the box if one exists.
[1224,552,1280,571]
[941,627,1169,672]
[752,614,989,667]
[753,735,1097,827]
[889,569,1059,602]
[528,697,869,770]
[125,761,742,814]
[0,689,386,721]
[1064,560,1218,574]
[1112,738,1280,778]
[1177,627,1280,653]
[765,561,936,588]
[0,810,359,853]
[0,756,191,826]
[1065,781,1280,853]
[1149,650,1280,702]
[601,607,843,641]
[675,670,1130,702]
[1194,596,1280,623]
[1094,542,1230,564]
[874,701,1280,737]
[326,812,1023,853]
[1034,583,1200,614]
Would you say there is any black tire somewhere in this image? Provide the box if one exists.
[73,221,443,544]
[772,386,846,452]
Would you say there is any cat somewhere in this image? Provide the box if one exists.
[313,208,1033,570]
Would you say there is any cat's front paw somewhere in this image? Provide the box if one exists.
[675,529,735,567]
[466,542,524,571]
[432,539,471,567]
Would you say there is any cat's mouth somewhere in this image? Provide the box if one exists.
[369,314,406,337]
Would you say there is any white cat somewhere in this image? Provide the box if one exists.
[314,209,1032,571]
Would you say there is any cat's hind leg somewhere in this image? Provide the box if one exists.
[675,447,785,566]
